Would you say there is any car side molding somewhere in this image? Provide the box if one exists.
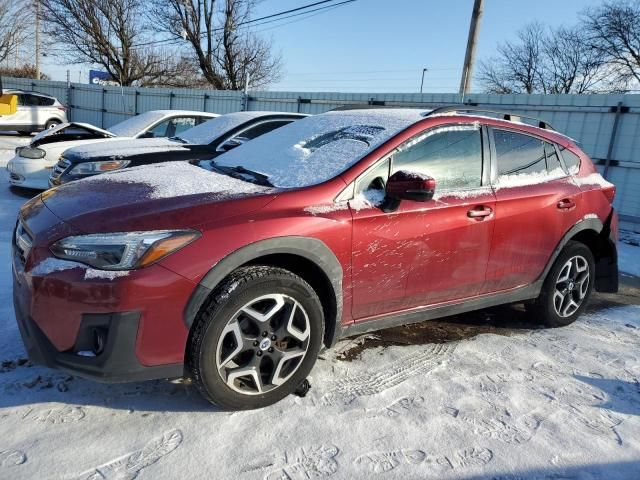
[183,236,344,346]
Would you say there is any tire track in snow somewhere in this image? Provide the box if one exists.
[319,344,456,405]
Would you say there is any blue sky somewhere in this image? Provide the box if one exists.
[41,0,604,93]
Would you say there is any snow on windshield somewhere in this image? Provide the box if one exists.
[107,111,172,137]
[179,111,280,145]
[215,109,425,188]
[80,161,270,199]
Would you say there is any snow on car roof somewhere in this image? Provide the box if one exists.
[107,110,218,138]
[216,108,426,188]
[178,111,301,145]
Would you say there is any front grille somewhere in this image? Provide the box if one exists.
[51,158,71,180]
[14,221,33,264]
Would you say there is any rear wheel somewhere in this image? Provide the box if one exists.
[187,266,324,410]
[528,241,594,327]
[44,119,61,130]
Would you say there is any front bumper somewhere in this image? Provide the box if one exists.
[7,156,53,190]
[13,296,183,383]
[11,205,196,382]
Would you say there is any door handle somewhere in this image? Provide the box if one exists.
[467,206,493,219]
[557,198,576,210]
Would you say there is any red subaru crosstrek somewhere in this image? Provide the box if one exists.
[12,106,618,409]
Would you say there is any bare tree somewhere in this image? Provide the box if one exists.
[479,23,545,94]
[581,1,640,87]
[150,0,282,90]
[0,0,28,65]
[542,26,610,94]
[40,0,177,86]
[479,22,615,94]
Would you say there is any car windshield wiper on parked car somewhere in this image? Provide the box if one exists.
[210,163,274,187]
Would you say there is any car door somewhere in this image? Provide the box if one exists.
[482,128,582,293]
[349,124,496,320]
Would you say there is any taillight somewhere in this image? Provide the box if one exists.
[57,106,66,112]
[603,185,616,204]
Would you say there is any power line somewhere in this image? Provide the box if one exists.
[132,0,357,49]
[252,3,345,33]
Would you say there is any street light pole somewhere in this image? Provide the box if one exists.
[420,68,428,94]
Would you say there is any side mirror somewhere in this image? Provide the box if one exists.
[219,138,243,152]
[385,170,436,202]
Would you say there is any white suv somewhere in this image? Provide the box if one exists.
[0,90,67,135]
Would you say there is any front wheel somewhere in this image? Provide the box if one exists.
[528,241,594,327]
[187,266,324,410]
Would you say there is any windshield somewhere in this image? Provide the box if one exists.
[178,112,278,145]
[108,111,171,137]
[215,109,425,188]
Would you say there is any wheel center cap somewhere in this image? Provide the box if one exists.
[568,281,575,291]
[259,338,272,351]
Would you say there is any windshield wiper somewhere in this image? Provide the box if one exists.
[169,136,188,144]
[210,163,273,187]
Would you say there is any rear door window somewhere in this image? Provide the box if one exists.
[170,117,197,136]
[494,130,546,178]
[392,126,483,190]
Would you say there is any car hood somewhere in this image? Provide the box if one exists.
[41,162,277,232]
[63,137,191,162]
[31,122,116,146]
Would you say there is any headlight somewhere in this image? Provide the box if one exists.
[70,160,130,175]
[17,146,46,159]
[51,230,200,270]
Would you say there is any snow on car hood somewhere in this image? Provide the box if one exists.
[62,137,188,161]
[41,162,276,231]
[215,109,425,188]
[31,122,116,145]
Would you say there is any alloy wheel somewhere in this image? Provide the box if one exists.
[215,293,311,395]
[553,255,590,318]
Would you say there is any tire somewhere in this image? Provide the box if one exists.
[528,241,595,327]
[44,119,61,130]
[187,266,324,410]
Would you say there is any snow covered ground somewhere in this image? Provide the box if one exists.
[0,134,639,479]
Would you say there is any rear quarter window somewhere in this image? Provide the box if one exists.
[560,147,581,175]
[37,96,55,106]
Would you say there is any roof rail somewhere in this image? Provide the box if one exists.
[426,105,555,131]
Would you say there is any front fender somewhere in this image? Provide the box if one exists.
[183,236,344,345]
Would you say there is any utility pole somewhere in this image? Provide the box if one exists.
[459,0,484,97]
[35,0,41,80]
[420,68,428,94]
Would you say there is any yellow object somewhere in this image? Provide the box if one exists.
[0,94,18,115]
